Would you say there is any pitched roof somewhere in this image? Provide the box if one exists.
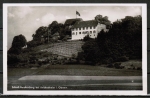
[72,20,98,28]
[64,18,83,26]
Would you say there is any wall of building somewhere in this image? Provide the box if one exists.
[71,26,97,40]
[71,23,109,40]
[97,23,109,33]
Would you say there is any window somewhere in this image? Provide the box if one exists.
[86,27,88,29]
[90,26,92,29]
[93,26,96,29]
[79,28,81,30]
[79,32,81,34]
[83,32,87,34]
[76,32,77,35]
[83,27,85,30]
[93,30,96,33]
[72,32,74,35]
[94,34,95,36]
[90,31,92,34]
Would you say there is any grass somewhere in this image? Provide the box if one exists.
[35,64,142,76]
[33,40,84,57]
[8,60,142,77]
[7,60,142,90]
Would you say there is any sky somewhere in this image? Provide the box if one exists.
[7,5,142,49]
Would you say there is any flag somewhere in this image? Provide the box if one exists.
[76,11,80,16]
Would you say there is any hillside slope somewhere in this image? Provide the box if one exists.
[41,40,84,58]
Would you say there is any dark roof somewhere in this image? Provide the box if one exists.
[72,20,98,28]
[64,18,83,26]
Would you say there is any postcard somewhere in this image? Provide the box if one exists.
[3,3,147,95]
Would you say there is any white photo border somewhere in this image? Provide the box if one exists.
[3,3,147,95]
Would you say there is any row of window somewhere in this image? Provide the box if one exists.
[72,26,96,31]
[72,31,96,35]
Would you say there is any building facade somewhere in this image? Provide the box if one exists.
[71,20,109,40]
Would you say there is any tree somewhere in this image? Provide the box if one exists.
[8,34,27,54]
[80,15,142,65]
[11,34,27,48]
[83,35,92,41]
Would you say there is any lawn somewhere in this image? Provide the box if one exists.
[8,60,142,77]
[7,60,142,90]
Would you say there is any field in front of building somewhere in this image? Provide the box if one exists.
[8,60,142,77]
[7,62,142,90]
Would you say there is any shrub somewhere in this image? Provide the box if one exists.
[114,62,122,69]
[79,60,85,64]
[137,67,142,70]
[102,58,113,64]
[77,52,85,61]
[72,54,76,59]
[117,56,129,62]
[107,63,114,68]
[83,35,92,41]
[85,61,94,65]
[8,54,20,65]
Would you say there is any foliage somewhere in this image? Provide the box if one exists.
[79,15,142,65]
[8,34,27,54]
[83,35,92,41]
[27,40,42,48]
[11,34,27,48]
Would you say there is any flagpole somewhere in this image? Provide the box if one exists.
[76,10,77,19]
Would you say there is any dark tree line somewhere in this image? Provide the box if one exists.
[78,15,142,65]
[27,21,72,48]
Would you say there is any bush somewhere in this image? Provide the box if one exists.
[114,62,122,69]
[79,60,85,64]
[137,67,142,70]
[67,59,77,64]
[85,61,94,65]
[8,54,20,66]
[102,58,113,64]
[77,52,85,61]
[107,63,114,68]
[83,35,92,41]
[27,41,42,48]
[117,56,129,62]
[72,54,76,59]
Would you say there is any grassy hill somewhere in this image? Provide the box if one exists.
[37,40,84,58]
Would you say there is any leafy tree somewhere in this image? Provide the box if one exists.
[11,34,27,48]
[79,15,142,65]
[8,34,27,54]
[83,35,92,41]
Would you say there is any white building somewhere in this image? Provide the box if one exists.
[71,20,109,40]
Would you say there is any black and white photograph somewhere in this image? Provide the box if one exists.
[3,4,147,95]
